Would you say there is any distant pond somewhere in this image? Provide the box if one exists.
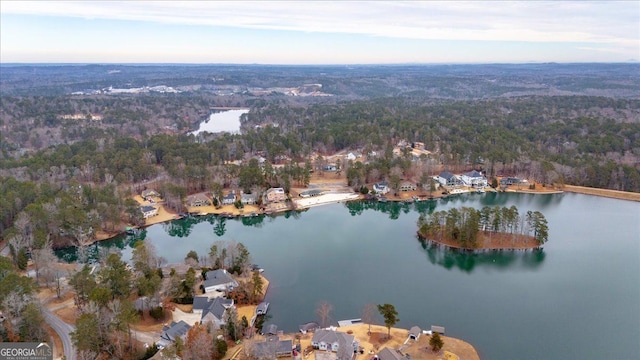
[58,193,640,360]
[189,108,249,135]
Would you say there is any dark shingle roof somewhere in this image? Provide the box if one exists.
[203,269,237,289]
[161,321,191,342]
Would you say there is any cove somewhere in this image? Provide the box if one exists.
[189,109,249,135]
[58,193,640,359]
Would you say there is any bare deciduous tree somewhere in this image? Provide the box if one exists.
[316,300,333,329]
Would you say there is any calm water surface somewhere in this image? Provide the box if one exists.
[62,193,640,359]
[189,109,248,135]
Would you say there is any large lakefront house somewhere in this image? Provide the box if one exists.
[312,329,359,360]
[193,297,235,329]
[265,187,287,203]
[202,269,239,293]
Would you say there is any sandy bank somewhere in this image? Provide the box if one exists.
[294,192,361,209]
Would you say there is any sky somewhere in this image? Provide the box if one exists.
[1,1,638,64]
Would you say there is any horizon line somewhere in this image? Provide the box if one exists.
[1,61,638,67]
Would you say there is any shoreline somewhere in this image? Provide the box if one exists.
[417,231,541,251]
[84,184,636,246]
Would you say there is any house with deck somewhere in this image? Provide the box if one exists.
[436,171,462,187]
[158,321,191,348]
[311,329,359,359]
[186,193,211,207]
[253,335,293,359]
[399,182,417,191]
[203,269,239,293]
[241,192,257,205]
[460,170,487,188]
[265,188,287,203]
[140,205,158,219]
[373,182,390,194]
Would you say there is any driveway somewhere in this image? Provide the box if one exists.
[42,306,76,360]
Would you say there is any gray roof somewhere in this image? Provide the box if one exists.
[134,296,159,311]
[263,323,278,335]
[254,336,293,358]
[203,269,237,289]
[464,170,484,178]
[409,326,421,337]
[299,322,319,333]
[192,296,211,312]
[241,192,257,200]
[312,329,355,357]
[161,321,191,342]
[439,171,455,180]
[201,297,233,322]
[140,205,156,212]
[377,348,404,360]
[223,193,236,200]
[256,302,269,315]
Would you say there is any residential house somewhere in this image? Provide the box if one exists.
[222,192,236,205]
[408,326,421,340]
[200,297,235,329]
[345,152,357,161]
[311,329,359,360]
[256,302,270,316]
[500,177,523,186]
[134,296,160,311]
[158,321,191,348]
[431,325,445,334]
[436,171,462,187]
[241,192,258,205]
[375,348,404,360]
[399,182,417,192]
[203,269,239,293]
[323,164,337,172]
[373,182,390,194]
[186,193,211,207]
[265,188,286,203]
[141,189,160,199]
[140,205,158,219]
[253,335,293,359]
[460,170,487,188]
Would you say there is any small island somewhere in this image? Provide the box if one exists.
[417,206,549,250]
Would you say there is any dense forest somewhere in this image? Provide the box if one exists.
[0,64,639,251]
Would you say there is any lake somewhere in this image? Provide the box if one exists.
[189,109,249,135]
[61,193,640,359]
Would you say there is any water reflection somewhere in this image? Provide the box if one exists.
[344,199,437,218]
[420,239,546,272]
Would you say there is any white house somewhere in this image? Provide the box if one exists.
[203,269,239,293]
[460,170,487,188]
[346,152,357,161]
[312,329,359,359]
[140,205,158,219]
[222,192,236,205]
[373,182,390,194]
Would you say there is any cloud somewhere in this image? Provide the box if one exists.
[3,0,638,47]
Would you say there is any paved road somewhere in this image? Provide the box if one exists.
[42,307,76,360]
